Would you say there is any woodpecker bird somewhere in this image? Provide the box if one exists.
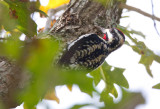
[58,28,125,70]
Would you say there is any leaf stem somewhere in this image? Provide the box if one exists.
[100,66,107,87]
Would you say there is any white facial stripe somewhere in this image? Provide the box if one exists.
[114,29,123,39]
[106,29,113,42]
[114,29,119,35]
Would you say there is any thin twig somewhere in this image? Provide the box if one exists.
[151,0,160,36]
[119,3,160,22]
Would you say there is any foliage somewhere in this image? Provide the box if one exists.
[102,88,145,109]
[1,0,160,109]
[3,0,39,37]
[153,83,160,89]
[118,25,160,77]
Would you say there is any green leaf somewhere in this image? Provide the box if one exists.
[92,62,128,100]
[154,55,160,63]
[0,103,5,109]
[19,38,60,108]
[0,1,17,31]
[153,83,160,89]
[121,16,129,18]
[94,0,126,7]
[100,88,114,107]
[118,25,160,77]
[19,37,95,108]
[36,9,48,17]
[4,0,39,37]
[102,62,129,89]
[0,36,24,59]
[94,0,113,6]
[129,29,146,38]
[131,41,160,77]
[101,88,145,109]
[100,62,128,99]
[118,25,146,39]
[57,69,95,96]
[114,88,145,109]
[71,104,91,109]
[90,67,102,86]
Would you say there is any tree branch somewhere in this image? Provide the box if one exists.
[150,0,160,36]
[119,3,160,22]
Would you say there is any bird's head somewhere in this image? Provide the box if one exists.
[99,27,125,52]
[101,28,125,43]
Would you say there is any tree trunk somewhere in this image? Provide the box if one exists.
[49,0,124,42]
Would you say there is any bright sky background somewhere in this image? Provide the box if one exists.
[119,0,160,109]
[15,0,160,109]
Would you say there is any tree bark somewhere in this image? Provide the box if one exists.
[0,57,22,108]
[49,0,124,42]
[0,0,125,108]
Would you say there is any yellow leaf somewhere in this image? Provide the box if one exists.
[40,0,70,13]
[67,85,73,92]
[44,89,60,103]
[6,31,11,35]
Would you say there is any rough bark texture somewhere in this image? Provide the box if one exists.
[0,57,21,108]
[0,56,31,108]
[49,0,123,43]
[0,0,125,108]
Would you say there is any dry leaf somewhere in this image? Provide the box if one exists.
[67,85,73,92]
[44,89,60,104]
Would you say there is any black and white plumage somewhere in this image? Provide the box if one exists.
[58,28,125,70]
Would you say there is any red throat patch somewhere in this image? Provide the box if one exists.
[103,34,108,41]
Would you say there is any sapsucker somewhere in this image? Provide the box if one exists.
[58,28,125,70]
